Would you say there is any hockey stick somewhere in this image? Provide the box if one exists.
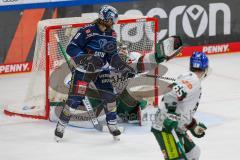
[143,74,176,81]
[130,70,176,82]
[82,96,103,131]
[171,129,188,160]
[54,34,104,132]
[54,34,77,71]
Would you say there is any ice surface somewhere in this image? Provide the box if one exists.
[1,53,240,160]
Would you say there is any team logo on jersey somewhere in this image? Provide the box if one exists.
[103,41,117,53]
[98,39,117,53]
[94,51,106,58]
[99,39,108,49]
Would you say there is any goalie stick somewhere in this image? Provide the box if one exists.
[82,96,104,131]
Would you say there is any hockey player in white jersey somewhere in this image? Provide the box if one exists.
[151,51,209,160]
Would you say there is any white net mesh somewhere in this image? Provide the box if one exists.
[4,15,158,119]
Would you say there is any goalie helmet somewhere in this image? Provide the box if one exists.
[99,5,118,24]
[190,51,209,72]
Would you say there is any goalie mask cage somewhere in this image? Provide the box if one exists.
[4,15,159,120]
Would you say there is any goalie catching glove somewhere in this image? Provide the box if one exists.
[155,36,183,63]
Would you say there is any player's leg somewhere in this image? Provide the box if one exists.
[55,70,93,141]
[186,145,201,160]
[95,70,121,138]
[54,103,71,141]
[182,134,201,160]
[151,128,183,160]
[151,108,183,160]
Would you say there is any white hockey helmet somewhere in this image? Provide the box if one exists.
[99,5,118,24]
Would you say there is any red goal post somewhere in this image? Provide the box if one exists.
[4,15,159,120]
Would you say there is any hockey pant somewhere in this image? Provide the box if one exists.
[58,69,117,125]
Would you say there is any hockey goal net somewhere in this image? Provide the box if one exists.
[4,15,159,120]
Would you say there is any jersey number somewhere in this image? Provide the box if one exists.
[172,83,187,100]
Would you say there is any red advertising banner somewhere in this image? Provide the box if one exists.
[178,42,240,57]
[0,62,32,75]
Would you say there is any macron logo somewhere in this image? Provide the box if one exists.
[202,44,229,54]
[0,62,31,74]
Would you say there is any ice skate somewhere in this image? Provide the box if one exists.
[54,121,66,142]
[107,123,121,141]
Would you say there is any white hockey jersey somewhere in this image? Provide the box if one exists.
[154,71,202,133]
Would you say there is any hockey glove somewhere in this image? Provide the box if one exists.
[190,122,207,138]
[155,36,182,63]
[121,66,135,79]
[163,114,179,132]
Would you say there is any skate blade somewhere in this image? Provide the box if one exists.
[102,125,125,133]
[54,136,63,143]
[113,136,120,141]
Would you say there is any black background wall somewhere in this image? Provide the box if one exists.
[0,0,239,64]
